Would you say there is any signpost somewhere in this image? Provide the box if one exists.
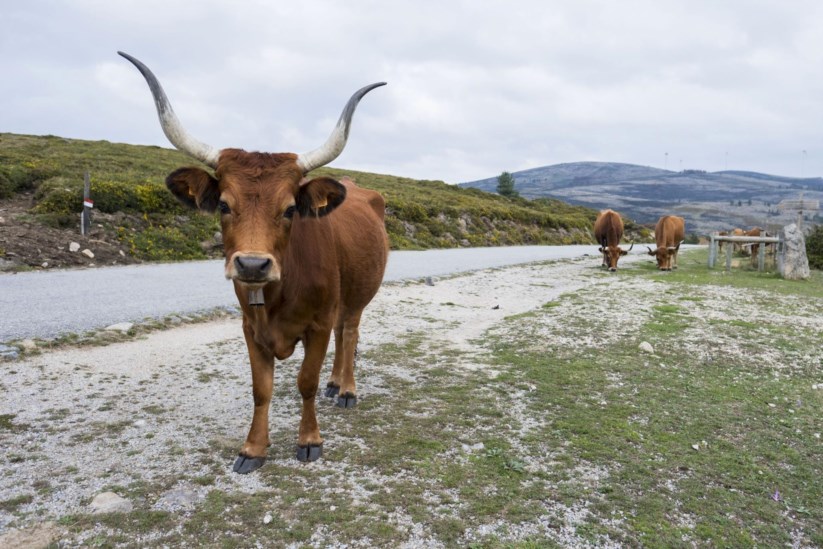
[81,172,93,236]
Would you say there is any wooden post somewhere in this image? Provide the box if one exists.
[758,240,766,271]
[725,240,733,271]
[81,172,92,236]
[708,234,716,268]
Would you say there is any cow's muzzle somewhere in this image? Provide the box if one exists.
[226,253,279,284]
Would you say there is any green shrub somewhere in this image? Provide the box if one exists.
[807,225,823,270]
[0,163,57,198]
[32,177,82,215]
[122,225,206,261]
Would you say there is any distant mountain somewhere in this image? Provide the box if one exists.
[460,162,823,234]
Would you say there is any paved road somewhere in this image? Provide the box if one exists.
[0,245,662,342]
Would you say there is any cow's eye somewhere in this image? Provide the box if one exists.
[218,201,231,215]
[283,205,296,219]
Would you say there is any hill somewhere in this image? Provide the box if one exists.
[461,162,823,234]
[0,133,608,272]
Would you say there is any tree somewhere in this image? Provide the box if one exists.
[496,171,519,198]
[806,225,823,270]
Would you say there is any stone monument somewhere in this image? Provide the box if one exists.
[778,223,810,280]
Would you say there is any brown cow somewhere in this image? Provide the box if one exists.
[646,215,685,271]
[731,227,745,253]
[743,226,762,258]
[593,209,633,271]
[120,52,388,474]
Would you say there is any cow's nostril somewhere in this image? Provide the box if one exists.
[235,256,272,278]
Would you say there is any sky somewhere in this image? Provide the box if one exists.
[2,0,822,183]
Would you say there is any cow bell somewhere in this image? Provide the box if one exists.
[249,288,265,307]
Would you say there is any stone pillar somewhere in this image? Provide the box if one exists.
[778,223,810,280]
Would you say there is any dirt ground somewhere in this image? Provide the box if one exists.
[0,194,142,272]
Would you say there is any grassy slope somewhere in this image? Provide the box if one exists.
[0,133,623,263]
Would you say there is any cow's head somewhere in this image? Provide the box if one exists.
[646,245,678,271]
[119,52,383,286]
[599,240,633,271]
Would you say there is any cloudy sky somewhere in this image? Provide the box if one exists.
[2,0,822,183]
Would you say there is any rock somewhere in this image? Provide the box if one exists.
[425,276,435,286]
[263,513,273,524]
[81,249,95,259]
[69,242,81,252]
[0,344,19,360]
[0,216,5,225]
[0,522,60,548]
[90,492,133,514]
[41,262,49,268]
[639,341,654,354]
[105,322,134,333]
[155,485,202,511]
[778,223,810,280]
[134,419,147,427]
[119,250,126,257]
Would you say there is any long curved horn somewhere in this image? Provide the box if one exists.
[296,82,386,173]
[118,52,220,168]
[627,242,634,252]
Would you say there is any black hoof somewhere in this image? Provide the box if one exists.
[336,392,357,408]
[232,454,266,474]
[296,443,323,462]
[324,383,340,398]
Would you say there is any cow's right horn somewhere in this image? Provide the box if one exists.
[119,52,220,168]
[296,82,386,173]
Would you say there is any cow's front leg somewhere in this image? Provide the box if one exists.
[233,323,274,474]
[296,328,331,462]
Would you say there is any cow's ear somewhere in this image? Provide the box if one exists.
[166,167,220,213]
[296,177,347,217]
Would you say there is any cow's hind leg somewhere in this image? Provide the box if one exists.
[325,310,363,409]
[324,323,344,398]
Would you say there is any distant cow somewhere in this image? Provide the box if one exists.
[120,52,388,474]
[731,227,745,253]
[647,215,685,271]
[743,226,762,258]
[593,209,633,271]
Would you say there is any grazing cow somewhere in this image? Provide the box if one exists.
[744,226,762,258]
[120,52,389,474]
[646,215,685,271]
[731,227,745,253]
[593,209,633,271]
[744,227,764,265]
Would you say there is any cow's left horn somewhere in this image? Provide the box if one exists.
[118,52,220,168]
[296,82,386,173]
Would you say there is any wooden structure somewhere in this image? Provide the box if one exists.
[777,194,820,231]
[708,234,780,272]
